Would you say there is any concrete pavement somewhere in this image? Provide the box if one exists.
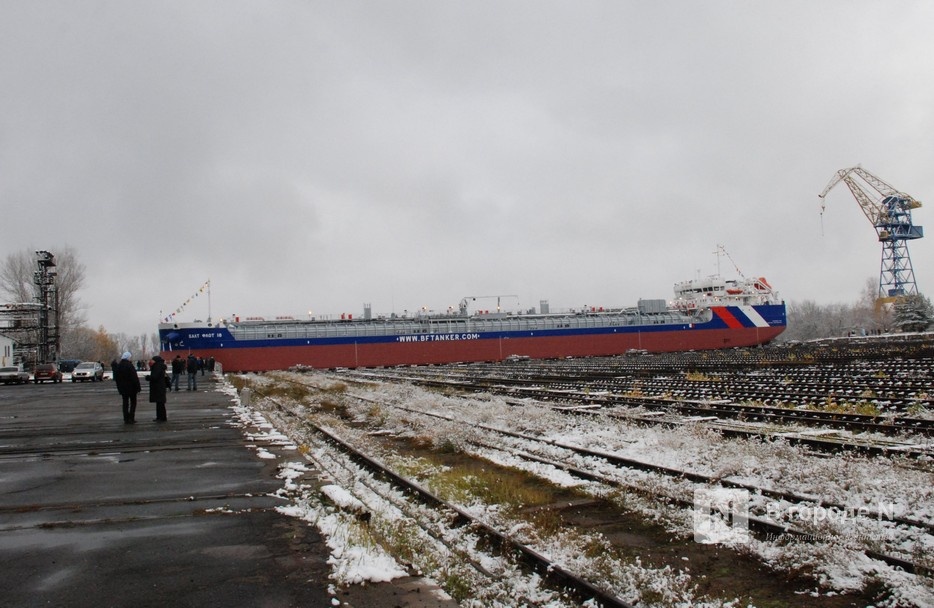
[0,373,454,608]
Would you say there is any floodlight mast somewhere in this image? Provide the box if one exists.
[818,167,924,301]
[34,251,60,364]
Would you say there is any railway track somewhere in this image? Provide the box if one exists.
[233,369,934,606]
[248,389,635,607]
[344,391,933,575]
[339,364,933,458]
[407,339,934,415]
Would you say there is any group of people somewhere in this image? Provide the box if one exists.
[113,352,214,424]
[169,353,211,391]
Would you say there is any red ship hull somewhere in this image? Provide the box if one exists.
[168,324,785,373]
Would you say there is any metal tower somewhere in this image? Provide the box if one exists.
[818,167,924,301]
[34,251,59,363]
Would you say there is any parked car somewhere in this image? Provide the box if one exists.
[34,363,64,383]
[0,365,31,385]
[72,361,105,382]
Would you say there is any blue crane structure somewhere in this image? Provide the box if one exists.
[819,167,923,301]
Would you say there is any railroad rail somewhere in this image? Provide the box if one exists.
[232,337,934,607]
[251,388,636,607]
[339,390,933,577]
[342,368,933,458]
[246,372,934,598]
[334,336,934,453]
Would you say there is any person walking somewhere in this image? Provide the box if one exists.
[171,355,184,391]
[148,355,168,422]
[186,353,198,391]
[114,351,141,424]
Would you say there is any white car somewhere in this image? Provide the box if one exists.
[0,366,30,384]
[71,362,105,382]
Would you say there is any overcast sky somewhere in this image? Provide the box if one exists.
[3,1,933,340]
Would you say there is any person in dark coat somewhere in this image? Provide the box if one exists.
[186,353,198,391]
[171,355,184,391]
[114,351,141,424]
[148,355,168,422]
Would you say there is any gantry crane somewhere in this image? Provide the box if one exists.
[818,166,923,301]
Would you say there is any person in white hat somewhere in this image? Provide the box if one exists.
[114,351,141,423]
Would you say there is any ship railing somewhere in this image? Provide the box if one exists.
[230,319,483,340]
[227,310,702,340]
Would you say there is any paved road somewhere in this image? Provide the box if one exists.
[0,374,453,608]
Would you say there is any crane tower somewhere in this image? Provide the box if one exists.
[818,167,923,301]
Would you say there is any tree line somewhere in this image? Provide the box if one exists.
[782,278,934,341]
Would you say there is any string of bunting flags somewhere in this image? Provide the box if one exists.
[161,280,210,323]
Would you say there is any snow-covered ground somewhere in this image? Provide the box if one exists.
[220,371,934,607]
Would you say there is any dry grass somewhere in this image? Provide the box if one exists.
[228,375,252,392]
[317,398,350,418]
[262,382,312,402]
[428,461,567,514]
[807,399,881,416]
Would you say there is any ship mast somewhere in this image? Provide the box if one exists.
[714,244,746,278]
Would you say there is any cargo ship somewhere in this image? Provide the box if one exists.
[158,275,785,372]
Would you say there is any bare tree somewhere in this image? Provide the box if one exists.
[113,333,162,362]
[851,277,878,332]
[784,299,870,341]
[139,332,162,357]
[0,251,35,303]
[0,246,87,338]
[139,333,154,356]
[784,299,826,341]
[50,247,88,331]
